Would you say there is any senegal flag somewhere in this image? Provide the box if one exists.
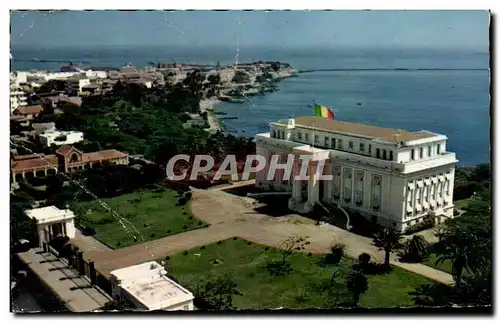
[314,104,335,119]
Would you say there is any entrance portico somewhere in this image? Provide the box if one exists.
[25,206,76,247]
[288,146,330,213]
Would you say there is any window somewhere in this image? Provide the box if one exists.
[305,133,309,142]
[338,139,343,149]
[332,138,336,149]
[376,148,381,159]
[324,137,329,147]
[314,135,319,144]
[389,151,393,161]
[272,130,276,138]
[360,143,365,152]
[411,149,415,160]
[368,144,372,154]
[383,149,387,160]
[428,146,432,157]
[349,141,354,150]
[297,132,302,140]
[437,144,441,154]
[419,148,423,158]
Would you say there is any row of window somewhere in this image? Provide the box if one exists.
[295,131,394,161]
[410,143,443,161]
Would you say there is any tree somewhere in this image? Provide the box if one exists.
[434,230,484,288]
[46,175,65,197]
[372,227,404,266]
[433,224,448,243]
[198,275,242,310]
[280,235,309,267]
[329,243,345,285]
[401,235,429,263]
[10,192,36,244]
[346,271,369,308]
[358,253,371,267]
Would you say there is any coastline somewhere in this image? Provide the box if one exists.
[199,98,222,133]
[199,66,298,134]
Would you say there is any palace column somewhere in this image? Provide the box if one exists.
[288,159,303,210]
[324,160,333,203]
[304,161,320,212]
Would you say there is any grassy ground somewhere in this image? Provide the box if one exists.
[74,189,206,249]
[423,253,453,274]
[454,198,473,210]
[165,239,435,309]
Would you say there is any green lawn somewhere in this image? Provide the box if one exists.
[165,239,436,309]
[454,198,473,210]
[424,253,453,274]
[74,189,206,249]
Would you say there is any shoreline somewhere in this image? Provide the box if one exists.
[199,67,298,134]
[199,98,222,133]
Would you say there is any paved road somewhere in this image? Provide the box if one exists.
[73,187,454,285]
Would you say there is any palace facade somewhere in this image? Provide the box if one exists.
[255,116,457,232]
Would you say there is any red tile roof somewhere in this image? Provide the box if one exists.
[14,105,43,115]
[11,155,58,172]
[81,150,128,162]
[56,145,83,157]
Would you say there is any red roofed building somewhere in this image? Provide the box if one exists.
[11,145,129,183]
[13,105,44,119]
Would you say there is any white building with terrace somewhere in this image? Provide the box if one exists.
[255,116,458,232]
[110,262,195,311]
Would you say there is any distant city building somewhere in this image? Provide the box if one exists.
[255,117,457,232]
[39,130,84,147]
[13,105,44,119]
[110,261,195,311]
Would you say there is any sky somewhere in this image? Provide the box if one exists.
[10,10,490,51]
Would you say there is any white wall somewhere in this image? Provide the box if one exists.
[39,131,84,147]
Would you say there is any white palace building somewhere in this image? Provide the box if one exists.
[255,116,458,232]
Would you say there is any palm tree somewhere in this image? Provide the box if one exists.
[346,271,368,307]
[403,235,429,262]
[435,231,483,288]
[372,227,404,266]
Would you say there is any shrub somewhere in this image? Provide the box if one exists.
[117,242,121,247]
[200,245,206,249]
[183,211,188,215]
[404,214,436,235]
[165,256,170,260]
[184,192,193,200]
[188,216,193,220]
[183,224,188,230]
[265,247,269,251]
[358,253,371,266]
[150,233,156,238]
[183,251,188,255]
[176,197,188,206]
[167,229,171,233]
[217,241,222,245]
[233,237,237,240]
[198,221,203,225]
[308,252,312,257]
[247,241,252,245]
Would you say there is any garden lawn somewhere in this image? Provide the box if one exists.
[165,239,436,309]
[424,253,453,274]
[454,198,473,210]
[74,189,206,249]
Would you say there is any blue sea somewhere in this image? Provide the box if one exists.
[11,46,490,166]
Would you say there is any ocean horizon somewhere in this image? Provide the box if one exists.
[10,46,491,167]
